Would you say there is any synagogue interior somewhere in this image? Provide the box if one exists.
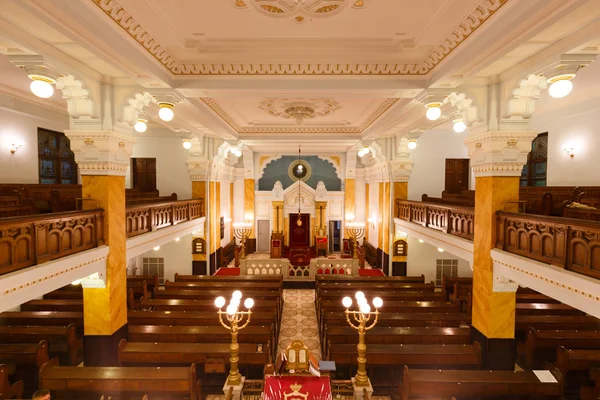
[1,1,600,399]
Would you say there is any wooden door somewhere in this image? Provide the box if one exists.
[131,158,157,192]
[257,220,270,252]
[445,159,469,194]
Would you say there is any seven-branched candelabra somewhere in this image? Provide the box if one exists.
[233,222,252,259]
[215,291,254,386]
[345,221,365,259]
[342,292,383,387]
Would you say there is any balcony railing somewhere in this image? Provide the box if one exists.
[496,211,600,280]
[0,209,104,276]
[0,198,205,277]
[396,200,600,281]
[125,199,205,238]
[396,200,475,240]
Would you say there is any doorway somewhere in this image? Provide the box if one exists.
[257,220,270,253]
[131,158,157,192]
[444,158,469,194]
[328,220,341,253]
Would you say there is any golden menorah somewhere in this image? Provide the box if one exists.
[345,221,365,259]
[342,292,382,387]
[233,222,252,259]
[215,291,254,386]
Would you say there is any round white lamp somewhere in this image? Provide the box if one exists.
[158,102,175,121]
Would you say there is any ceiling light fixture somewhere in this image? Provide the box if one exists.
[29,75,56,98]
[437,247,444,253]
[158,102,175,121]
[408,140,417,150]
[358,146,370,157]
[425,102,442,121]
[453,119,467,133]
[547,74,575,98]
[134,119,148,133]
[229,147,242,157]
[182,139,192,150]
[296,145,303,227]
[153,246,160,251]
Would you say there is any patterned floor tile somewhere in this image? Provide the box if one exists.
[277,289,322,360]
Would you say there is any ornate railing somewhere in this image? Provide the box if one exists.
[396,200,475,240]
[125,199,204,238]
[496,211,600,280]
[243,260,283,275]
[0,209,104,276]
[242,379,263,400]
[331,380,355,400]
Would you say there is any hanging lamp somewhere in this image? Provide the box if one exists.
[296,145,303,227]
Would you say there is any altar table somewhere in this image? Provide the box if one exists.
[264,376,332,400]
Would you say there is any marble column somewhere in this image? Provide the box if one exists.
[344,178,355,238]
[466,130,538,369]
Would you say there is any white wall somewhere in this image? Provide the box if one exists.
[0,98,69,183]
[408,128,470,201]
[354,176,366,222]
[406,236,472,282]
[126,136,192,199]
[531,60,600,186]
[220,181,232,247]
[137,234,193,282]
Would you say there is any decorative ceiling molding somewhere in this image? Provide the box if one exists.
[90,0,509,75]
[200,97,398,134]
[234,0,367,24]
[258,98,342,124]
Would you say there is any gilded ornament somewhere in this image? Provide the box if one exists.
[84,138,94,145]
[507,139,517,147]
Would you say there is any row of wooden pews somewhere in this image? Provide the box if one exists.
[316,274,599,399]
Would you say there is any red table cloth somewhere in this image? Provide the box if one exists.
[264,376,332,400]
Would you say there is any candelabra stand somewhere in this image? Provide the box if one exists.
[343,292,382,394]
[215,291,254,388]
[233,222,252,259]
[345,222,365,259]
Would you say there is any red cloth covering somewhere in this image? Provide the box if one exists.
[214,267,240,276]
[264,376,332,400]
[358,269,385,277]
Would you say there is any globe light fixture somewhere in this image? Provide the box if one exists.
[342,296,353,308]
[425,102,442,121]
[153,246,160,251]
[408,140,417,150]
[134,119,148,133]
[418,239,424,243]
[547,75,574,99]
[373,297,383,309]
[215,296,226,308]
[29,75,55,99]
[158,102,175,121]
[175,237,180,242]
[244,298,254,309]
[438,247,444,252]
[71,279,82,286]
[230,147,242,157]
[453,119,467,133]
[182,139,192,150]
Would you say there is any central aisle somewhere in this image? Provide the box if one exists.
[277,289,322,360]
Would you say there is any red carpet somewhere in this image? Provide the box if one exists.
[215,267,240,276]
[358,269,385,277]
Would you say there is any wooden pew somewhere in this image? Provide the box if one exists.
[165,280,283,293]
[316,282,435,292]
[118,339,271,373]
[174,274,282,283]
[321,326,471,356]
[128,274,159,290]
[515,316,600,340]
[0,312,83,335]
[21,299,83,312]
[515,303,585,316]
[442,276,472,300]
[0,364,24,399]
[127,325,276,356]
[316,275,425,284]
[555,346,600,392]
[0,324,82,366]
[320,312,471,333]
[316,290,446,306]
[140,297,280,315]
[518,328,600,369]
[0,205,35,218]
[400,366,564,400]
[516,293,561,303]
[327,343,482,369]
[317,300,461,325]
[0,340,50,368]
[40,359,201,400]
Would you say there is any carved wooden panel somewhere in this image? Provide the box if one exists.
[125,199,205,238]
[0,209,103,276]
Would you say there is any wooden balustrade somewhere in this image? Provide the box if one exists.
[0,209,104,276]
[395,200,475,240]
[125,199,204,238]
[496,212,600,280]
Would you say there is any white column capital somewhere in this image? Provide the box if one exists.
[389,159,413,183]
[187,159,214,182]
[65,130,135,176]
[465,131,538,178]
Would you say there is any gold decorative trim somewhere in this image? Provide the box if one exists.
[200,97,398,134]
[90,0,509,75]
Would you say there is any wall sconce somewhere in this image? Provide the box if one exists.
[564,147,575,158]
[225,217,232,223]
[10,144,22,154]
[367,217,376,229]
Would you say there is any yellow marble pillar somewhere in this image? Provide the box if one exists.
[344,178,355,238]
[377,182,384,250]
[272,201,284,233]
[230,182,234,241]
[244,179,255,238]
[81,176,127,335]
[283,217,289,246]
[315,201,327,237]
[365,183,369,241]
[472,176,519,338]
[209,181,221,255]
[382,182,391,254]
[192,181,206,200]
